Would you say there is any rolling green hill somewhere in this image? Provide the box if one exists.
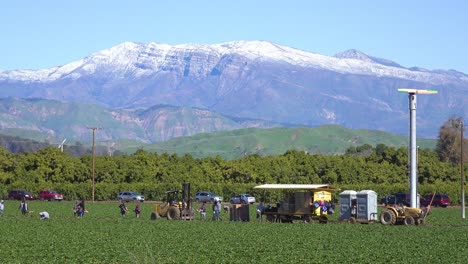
[119,125,437,159]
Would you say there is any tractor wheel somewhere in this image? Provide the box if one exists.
[318,215,328,224]
[380,210,396,225]
[417,218,426,226]
[348,217,357,224]
[167,207,180,220]
[266,214,276,222]
[150,211,160,220]
[404,216,415,226]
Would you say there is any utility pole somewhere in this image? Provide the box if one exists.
[87,127,102,203]
[398,88,437,208]
[461,119,465,219]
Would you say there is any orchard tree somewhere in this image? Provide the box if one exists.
[436,116,467,164]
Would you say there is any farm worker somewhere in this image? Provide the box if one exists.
[73,201,80,217]
[80,199,86,217]
[199,202,207,220]
[39,211,49,220]
[256,201,264,220]
[19,198,28,215]
[0,200,4,216]
[119,201,129,217]
[326,201,335,214]
[76,199,86,218]
[212,198,221,221]
[134,202,141,218]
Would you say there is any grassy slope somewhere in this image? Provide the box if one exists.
[121,125,437,159]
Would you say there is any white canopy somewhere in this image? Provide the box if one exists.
[253,184,338,191]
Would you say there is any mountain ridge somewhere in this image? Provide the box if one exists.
[0,97,282,143]
[0,40,467,139]
[2,41,466,83]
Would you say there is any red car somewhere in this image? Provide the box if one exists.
[8,190,36,200]
[420,194,450,207]
[39,190,64,201]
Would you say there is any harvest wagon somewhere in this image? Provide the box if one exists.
[253,184,339,223]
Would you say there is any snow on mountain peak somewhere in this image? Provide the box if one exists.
[334,49,372,61]
[0,41,466,84]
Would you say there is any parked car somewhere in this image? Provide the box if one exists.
[117,191,145,202]
[195,192,223,203]
[420,193,451,207]
[381,193,411,206]
[8,190,36,200]
[39,190,64,201]
[229,194,256,204]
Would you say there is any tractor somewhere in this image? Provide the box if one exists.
[150,183,195,220]
[380,195,428,226]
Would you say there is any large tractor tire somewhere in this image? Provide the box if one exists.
[266,214,276,222]
[380,210,397,225]
[318,215,328,224]
[417,218,426,226]
[150,211,160,220]
[404,216,415,226]
[167,207,181,220]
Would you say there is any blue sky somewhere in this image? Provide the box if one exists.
[2,1,467,73]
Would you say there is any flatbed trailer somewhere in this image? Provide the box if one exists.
[261,211,329,223]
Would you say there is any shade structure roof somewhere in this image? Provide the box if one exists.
[253,184,339,191]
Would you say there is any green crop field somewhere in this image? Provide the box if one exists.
[0,201,467,263]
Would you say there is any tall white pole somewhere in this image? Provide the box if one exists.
[398,88,437,208]
[409,93,417,208]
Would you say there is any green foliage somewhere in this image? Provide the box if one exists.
[0,202,467,263]
[0,143,465,205]
[122,125,437,159]
[436,116,468,164]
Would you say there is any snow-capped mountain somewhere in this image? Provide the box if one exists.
[2,41,467,84]
[0,40,467,138]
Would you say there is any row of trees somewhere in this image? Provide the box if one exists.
[0,117,465,203]
[0,143,464,203]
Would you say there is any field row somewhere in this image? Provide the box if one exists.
[1,201,468,263]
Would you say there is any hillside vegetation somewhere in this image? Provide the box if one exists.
[121,125,437,159]
[1,125,437,160]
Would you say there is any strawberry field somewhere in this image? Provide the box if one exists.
[0,201,467,263]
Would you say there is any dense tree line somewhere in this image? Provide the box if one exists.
[0,116,465,204]
[0,143,465,204]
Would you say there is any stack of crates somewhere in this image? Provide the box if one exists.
[230,204,250,221]
[294,192,311,214]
